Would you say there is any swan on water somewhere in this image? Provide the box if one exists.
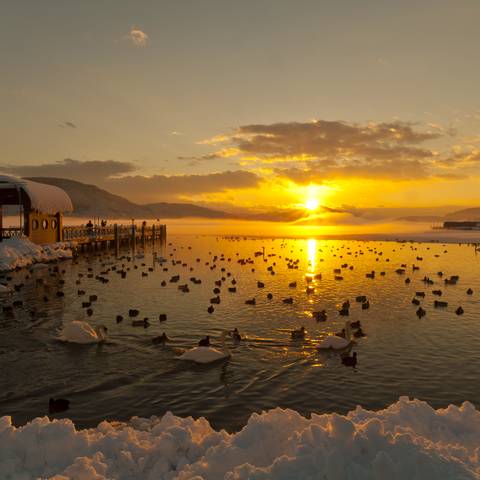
[317,321,353,350]
[177,332,230,364]
[60,321,108,344]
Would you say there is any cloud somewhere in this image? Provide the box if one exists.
[178,148,240,166]
[202,119,453,180]
[0,159,136,182]
[274,158,432,183]
[0,159,260,204]
[59,121,77,129]
[105,170,260,203]
[128,27,148,47]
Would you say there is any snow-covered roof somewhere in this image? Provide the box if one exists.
[0,175,73,214]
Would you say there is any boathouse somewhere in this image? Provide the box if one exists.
[0,175,73,243]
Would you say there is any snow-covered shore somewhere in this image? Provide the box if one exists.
[0,397,479,479]
[0,237,74,272]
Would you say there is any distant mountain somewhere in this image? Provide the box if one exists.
[398,207,480,223]
[444,207,480,222]
[396,216,444,223]
[144,202,228,219]
[25,177,228,219]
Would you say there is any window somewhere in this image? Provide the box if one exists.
[32,219,39,230]
[42,219,48,229]
[51,219,58,230]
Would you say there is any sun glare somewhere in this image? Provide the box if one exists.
[305,198,320,211]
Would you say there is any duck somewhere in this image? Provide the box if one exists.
[317,321,353,350]
[416,307,426,318]
[132,318,150,328]
[198,335,210,347]
[177,332,231,364]
[341,352,357,367]
[231,328,242,342]
[291,326,306,339]
[313,310,327,321]
[61,321,108,344]
[353,327,366,338]
[152,332,170,344]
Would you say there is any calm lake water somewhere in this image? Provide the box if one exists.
[1,236,480,432]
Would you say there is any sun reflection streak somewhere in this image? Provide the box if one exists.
[307,238,317,273]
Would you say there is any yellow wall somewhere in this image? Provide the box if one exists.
[26,212,62,243]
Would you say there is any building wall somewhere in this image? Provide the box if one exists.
[25,212,62,243]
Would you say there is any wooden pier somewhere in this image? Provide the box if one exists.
[62,223,167,254]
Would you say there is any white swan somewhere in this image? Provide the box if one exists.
[177,332,231,364]
[61,321,108,344]
[317,321,353,350]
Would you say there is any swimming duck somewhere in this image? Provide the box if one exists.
[353,327,366,338]
[313,310,327,322]
[291,326,306,339]
[231,328,242,342]
[152,332,170,344]
[416,307,426,318]
[341,352,357,367]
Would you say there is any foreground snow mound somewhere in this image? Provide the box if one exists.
[0,237,73,271]
[0,397,479,480]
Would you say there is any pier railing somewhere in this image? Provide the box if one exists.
[0,226,23,239]
[62,223,167,253]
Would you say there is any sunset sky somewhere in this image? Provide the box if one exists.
[1,0,480,225]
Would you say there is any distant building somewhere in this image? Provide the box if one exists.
[443,221,480,230]
[0,175,73,243]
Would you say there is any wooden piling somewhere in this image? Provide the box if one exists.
[114,223,119,257]
[141,223,146,248]
[131,224,136,253]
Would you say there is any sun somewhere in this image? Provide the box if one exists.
[305,198,320,211]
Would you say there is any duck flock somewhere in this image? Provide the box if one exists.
[1,237,478,413]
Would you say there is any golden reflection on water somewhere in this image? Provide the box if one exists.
[307,238,317,273]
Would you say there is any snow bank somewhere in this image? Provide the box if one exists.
[1,397,479,480]
[0,237,73,271]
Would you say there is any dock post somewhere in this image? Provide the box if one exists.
[114,224,119,257]
[131,224,136,253]
[152,224,156,246]
[141,223,146,248]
